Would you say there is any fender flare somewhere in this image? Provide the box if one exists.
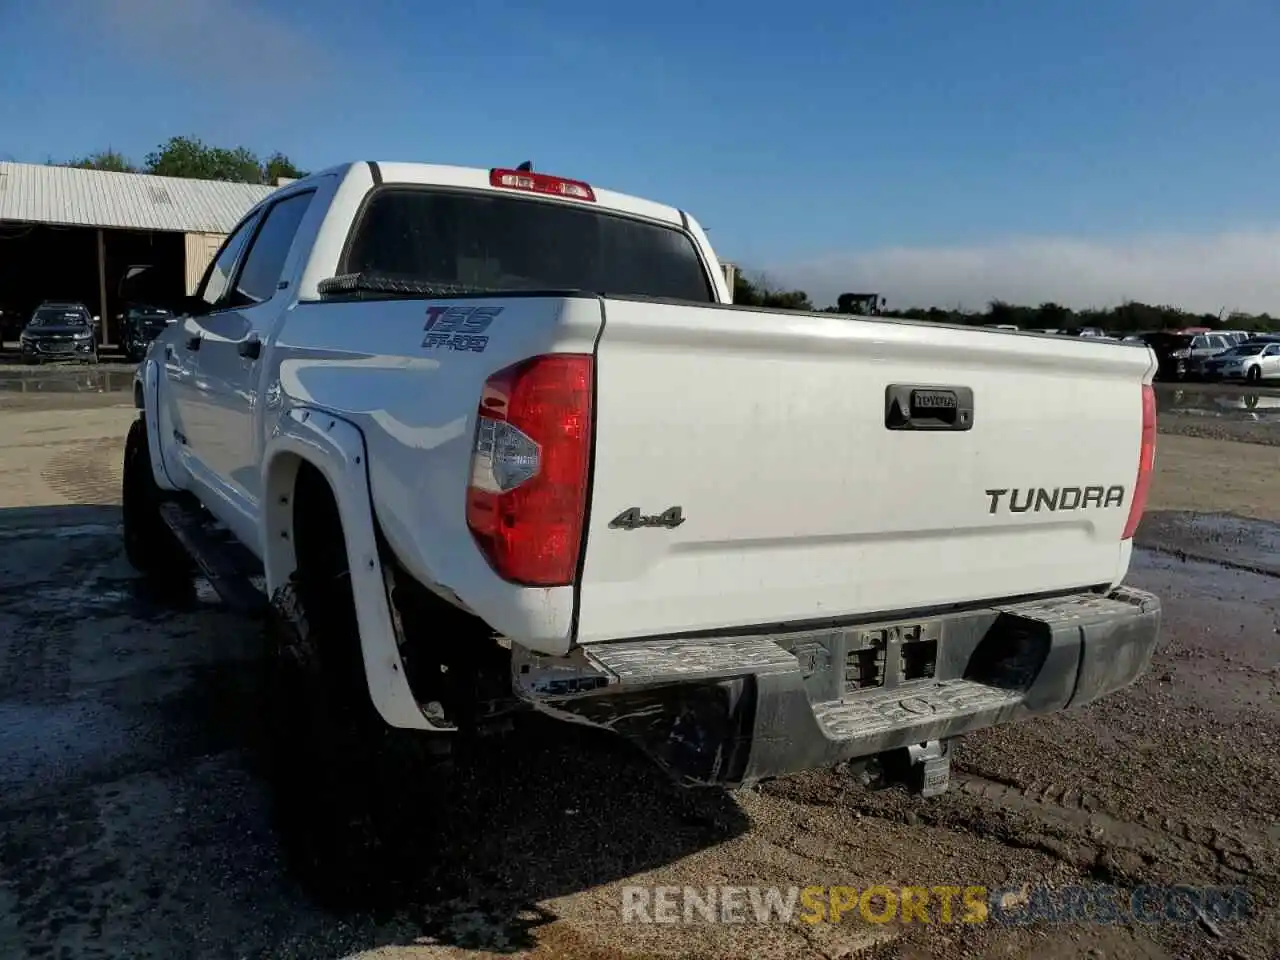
[260,406,444,732]
[140,359,180,492]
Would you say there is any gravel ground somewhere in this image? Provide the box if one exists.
[0,379,1276,959]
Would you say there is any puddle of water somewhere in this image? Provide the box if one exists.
[0,367,136,394]
[1155,385,1280,423]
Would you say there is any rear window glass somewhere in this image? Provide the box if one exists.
[343,187,713,302]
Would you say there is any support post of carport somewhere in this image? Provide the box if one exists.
[96,228,110,348]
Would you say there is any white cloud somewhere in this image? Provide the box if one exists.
[74,0,335,106]
[768,230,1280,316]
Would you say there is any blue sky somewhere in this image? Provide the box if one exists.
[4,0,1280,312]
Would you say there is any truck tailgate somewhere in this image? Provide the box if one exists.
[576,299,1156,644]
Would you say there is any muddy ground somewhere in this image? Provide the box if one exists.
[0,374,1276,960]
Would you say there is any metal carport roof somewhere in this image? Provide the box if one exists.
[0,161,277,234]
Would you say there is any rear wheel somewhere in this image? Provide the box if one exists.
[264,472,451,909]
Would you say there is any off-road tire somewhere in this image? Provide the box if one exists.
[121,417,192,590]
[264,546,451,908]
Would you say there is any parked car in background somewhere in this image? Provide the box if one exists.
[120,305,175,362]
[1182,332,1237,379]
[19,301,99,364]
[1139,332,1195,381]
[1200,341,1280,382]
[1057,327,1125,341]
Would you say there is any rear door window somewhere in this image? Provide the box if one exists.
[233,191,315,305]
[343,187,714,302]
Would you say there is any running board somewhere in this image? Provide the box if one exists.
[157,500,268,617]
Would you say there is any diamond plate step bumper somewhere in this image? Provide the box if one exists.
[811,679,1023,741]
[512,586,1161,788]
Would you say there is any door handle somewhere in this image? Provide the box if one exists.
[185,333,201,351]
[238,335,262,360]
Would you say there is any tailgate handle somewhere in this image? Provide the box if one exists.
[885,385,974,431]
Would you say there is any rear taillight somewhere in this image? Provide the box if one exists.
[489,168,596,202]
[1122,384,1157,540]
[465,355,593,586]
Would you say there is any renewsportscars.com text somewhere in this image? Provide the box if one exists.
[621,884,1254,926]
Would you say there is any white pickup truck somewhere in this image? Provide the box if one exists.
[121,160,1161,880]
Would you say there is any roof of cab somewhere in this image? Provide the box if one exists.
[324,161,687,227]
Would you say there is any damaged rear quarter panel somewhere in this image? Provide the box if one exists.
[262,294,604,654]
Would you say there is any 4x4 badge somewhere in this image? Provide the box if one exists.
[609,506,686,530]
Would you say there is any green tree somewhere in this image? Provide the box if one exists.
[733,271,814,311]
[986,299,1018,326]
[1036,301,1072,328]
[60,138,307,184]
[262,151,309,183]
[145,136,263,182]
[144,138,307,184]
[65,149,137,173]
[859,297,1280,334]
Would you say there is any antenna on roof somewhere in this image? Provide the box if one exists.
[516,161,533,172]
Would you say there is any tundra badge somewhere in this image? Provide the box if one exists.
[985,486,1126,513]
